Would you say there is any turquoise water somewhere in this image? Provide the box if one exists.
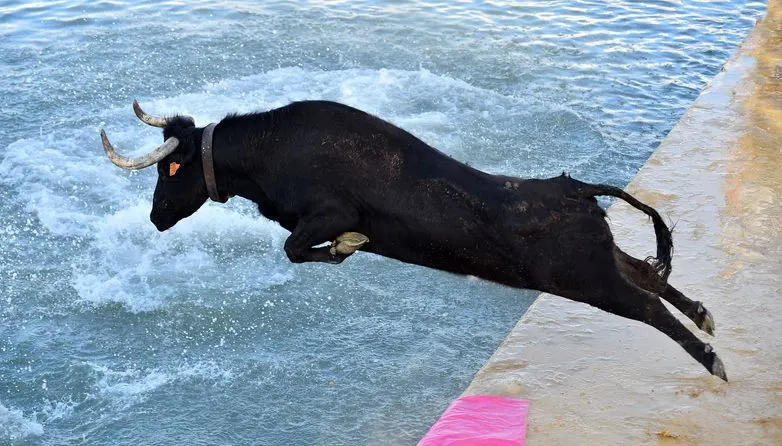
[0,1,765,444]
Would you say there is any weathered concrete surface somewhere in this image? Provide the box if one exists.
[464,2,782,444]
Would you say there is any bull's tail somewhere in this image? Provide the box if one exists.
[579,183,673,282]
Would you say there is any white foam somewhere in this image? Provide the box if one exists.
[0,401,44,441]
[70,200,292,311]
[85,360,235,407]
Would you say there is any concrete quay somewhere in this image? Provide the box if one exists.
[464,3,782,444]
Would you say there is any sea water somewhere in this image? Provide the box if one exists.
[0,1,765,444]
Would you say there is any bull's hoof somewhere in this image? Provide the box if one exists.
[329,232,369,256]
[695,302,715,336]
[701,308,715,336]
[710,352,728,382]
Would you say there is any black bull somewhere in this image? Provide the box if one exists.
[101,100,726,380]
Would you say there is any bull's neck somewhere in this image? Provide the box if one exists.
[209,120,271,205]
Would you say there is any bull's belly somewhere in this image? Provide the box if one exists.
[358,233,531,289]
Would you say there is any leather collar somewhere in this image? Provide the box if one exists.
[201,123,226,203]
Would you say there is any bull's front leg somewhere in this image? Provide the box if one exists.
[283,212,368,264]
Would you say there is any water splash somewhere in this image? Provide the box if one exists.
[0,402,44,441]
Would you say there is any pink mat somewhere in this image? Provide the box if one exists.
[418,395,529,446]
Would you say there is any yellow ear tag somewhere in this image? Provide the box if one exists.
[169,162,181,176]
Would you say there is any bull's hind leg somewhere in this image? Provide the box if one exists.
[537,218,725,380]
[591,277,727,380]
[549,270,727,380]
[614,246,715,335]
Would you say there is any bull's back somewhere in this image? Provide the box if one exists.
[278,101,494,213]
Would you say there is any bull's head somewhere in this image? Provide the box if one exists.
[101,101,211,231]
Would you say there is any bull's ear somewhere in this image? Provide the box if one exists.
[169,161,182,176]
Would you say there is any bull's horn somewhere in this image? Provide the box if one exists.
[133,100,169,128]
[100,129,179,170]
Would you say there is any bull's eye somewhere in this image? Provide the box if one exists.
[169,162,181,176]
